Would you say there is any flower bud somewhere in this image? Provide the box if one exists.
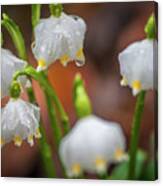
[144,13,156,39]
[73,73,92,118]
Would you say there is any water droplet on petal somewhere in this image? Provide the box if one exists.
[75,60,85,67]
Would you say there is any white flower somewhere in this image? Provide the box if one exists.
[118,39,157,96]
[32,12,86,71]
[59,115,127,177]
[1,98,41,147]
[1,48,27,98]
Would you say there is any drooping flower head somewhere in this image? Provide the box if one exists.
[32,12,86,71]
[118,39,157,96]
[59,115,128,177]
[1,48,27,98]
[1,98,41,147]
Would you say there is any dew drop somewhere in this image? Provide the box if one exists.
[75,60,85,67]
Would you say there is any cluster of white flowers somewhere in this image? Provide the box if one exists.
[1,99,41,147]
[59,115,128,177]
[118,39,157,96]
[1,48,41,147]
[32,12,86,71]
[1,48,27,98]
[1,11,87,148]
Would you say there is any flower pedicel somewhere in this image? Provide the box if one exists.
[32,12,86,71]
[59,115,128,178]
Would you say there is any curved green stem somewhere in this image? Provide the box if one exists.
[38,72,70,134]
[25,80,57,177]
[2,12,56,177]
[13,72,57,177]
[128,91,146,179]
[2,13,27,60]
[13,66,70,134]
[27,81,57,177]
[13,70,57,177]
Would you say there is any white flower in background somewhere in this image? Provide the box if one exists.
[59,115,128,177]
[1,48,27,98]
[1,98,41,147]
[118,39,157,96]
[32,12,86,71]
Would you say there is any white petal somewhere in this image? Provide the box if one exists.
[32,12,86,69]
[118,39,157,92]
[59,115,126,174]
[1,98,40,146]
[1,48,27,98]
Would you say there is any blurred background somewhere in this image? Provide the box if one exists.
[1,2,157,178]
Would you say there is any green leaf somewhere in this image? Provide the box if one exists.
[144,13,156,39]
[73,73,92,119]
[49,4,63,17]
[109,150,147,180]
[2,13,27,60]
[141,160,157,180]
[31,4,41,30]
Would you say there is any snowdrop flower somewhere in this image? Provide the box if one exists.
[118,39,157,96]
[59,115,128,177]
[1,98,41,147]
[1,48,27,98]
[32,12,86,71]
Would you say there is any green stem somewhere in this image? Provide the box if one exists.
[26,85,36,103]
[49,4,63,17]
[2,13,27,60]
[39,124,56,177]
[25,81,57,177]
[13,66,71,134]
[1,31,3,46]
[31,4,41,30]
[38,72,70,134]
[24,79,57,178]
[3,12,56,177]
[128,91,146,179]
[41,72,67,177]
[45,80,70,135]
[44,85,62,147]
